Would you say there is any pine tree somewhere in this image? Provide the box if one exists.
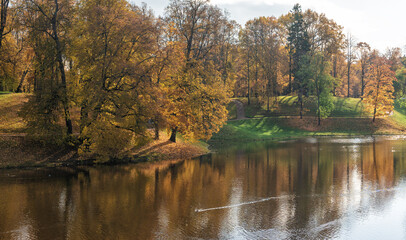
[287,3,311,119]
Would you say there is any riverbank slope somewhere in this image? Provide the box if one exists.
[211,96,406,142]
[0,93,209,168]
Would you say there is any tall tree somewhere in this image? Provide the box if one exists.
[20,0,73,139]
[71,0,158,158]
[239,26,252,105]
[164,0,230,142]
[0,0,10,50]
[386,47,402,72]
[356,42,371,99]
[310,53,334,125]
[345,33,356,97]
[362,56,395,122]
[287,3,310,118]
[239,16,281,110]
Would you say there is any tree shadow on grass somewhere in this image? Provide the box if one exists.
[132,140,172,156]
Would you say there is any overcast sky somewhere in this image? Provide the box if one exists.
[131,0,406,53]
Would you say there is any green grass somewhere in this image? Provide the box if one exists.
[235,97,263,118]
[234,96,370,118]
[391,104,406,126]
[212,96,406,143]
[210,118,304,142]
[210,116,396,143]
[211,118,349,143]
[226,101,237,120]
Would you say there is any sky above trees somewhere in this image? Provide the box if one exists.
[131,0,406,53]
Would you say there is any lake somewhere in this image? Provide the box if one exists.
[1,136,406,239]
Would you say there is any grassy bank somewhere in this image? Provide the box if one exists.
[216,96,406,142]
[235,96,369,118]
[0,93,209,168]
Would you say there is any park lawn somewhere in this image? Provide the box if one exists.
[211,116,406,143]
[210,118,309,142]
[211,95,406,143]
[235,96,370,118]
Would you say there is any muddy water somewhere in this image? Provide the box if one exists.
[1,136,406,239]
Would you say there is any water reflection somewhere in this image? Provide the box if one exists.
[1,137,406,239]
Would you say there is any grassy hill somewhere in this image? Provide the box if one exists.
[236,96,370,118]
[215,96,406,142]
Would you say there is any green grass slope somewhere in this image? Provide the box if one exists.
[211,96,406,142]
[236,96,370,118]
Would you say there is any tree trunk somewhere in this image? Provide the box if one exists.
[169,127,178,143]
[80,101,88,134]
[267,96,270,111]
[154,115,159,140]
[0,0,9,50]
[372,72,381,123]
[289,54,292,93]
[16,70,29,93]
[52,0,72,135]
[333,55,337,96]
[361,66,365,100]
[372,108,376,122]
[247,50,250,105]
[317,97,321,126]
[299,90,303,119]
[347,63,351,98]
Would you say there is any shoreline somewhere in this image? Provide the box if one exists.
[0,135,210,170]
[2,132,406,170]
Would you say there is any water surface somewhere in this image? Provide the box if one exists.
[1,136,406,239]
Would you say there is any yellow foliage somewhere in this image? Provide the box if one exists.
[362,57,395,120]
[79,117,133,162]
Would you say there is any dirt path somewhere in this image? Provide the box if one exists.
[232,100,246,120]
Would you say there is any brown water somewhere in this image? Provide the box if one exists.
[2,136,406,239]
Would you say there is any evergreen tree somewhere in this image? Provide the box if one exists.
[287,3,311,118]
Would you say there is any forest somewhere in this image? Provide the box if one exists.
[1,0,405,160]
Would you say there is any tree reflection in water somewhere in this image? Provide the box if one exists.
[1,136,406,239]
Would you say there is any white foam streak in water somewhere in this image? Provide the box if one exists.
[195,195,291,213]
[195,187,401,213]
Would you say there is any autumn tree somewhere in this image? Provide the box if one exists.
[164,0,230,142]
[238,25,252,104]
[19,0,73,142]
[71,0,158,159]
[303,10,344,57]
[345,33,356,97]
[356,42,371,99]
[0,0,10,50]
[386,47,402,72]
[238,16,281,110]
[0,0,20,92]
[257,17,281,111]
[362,56,396,122]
